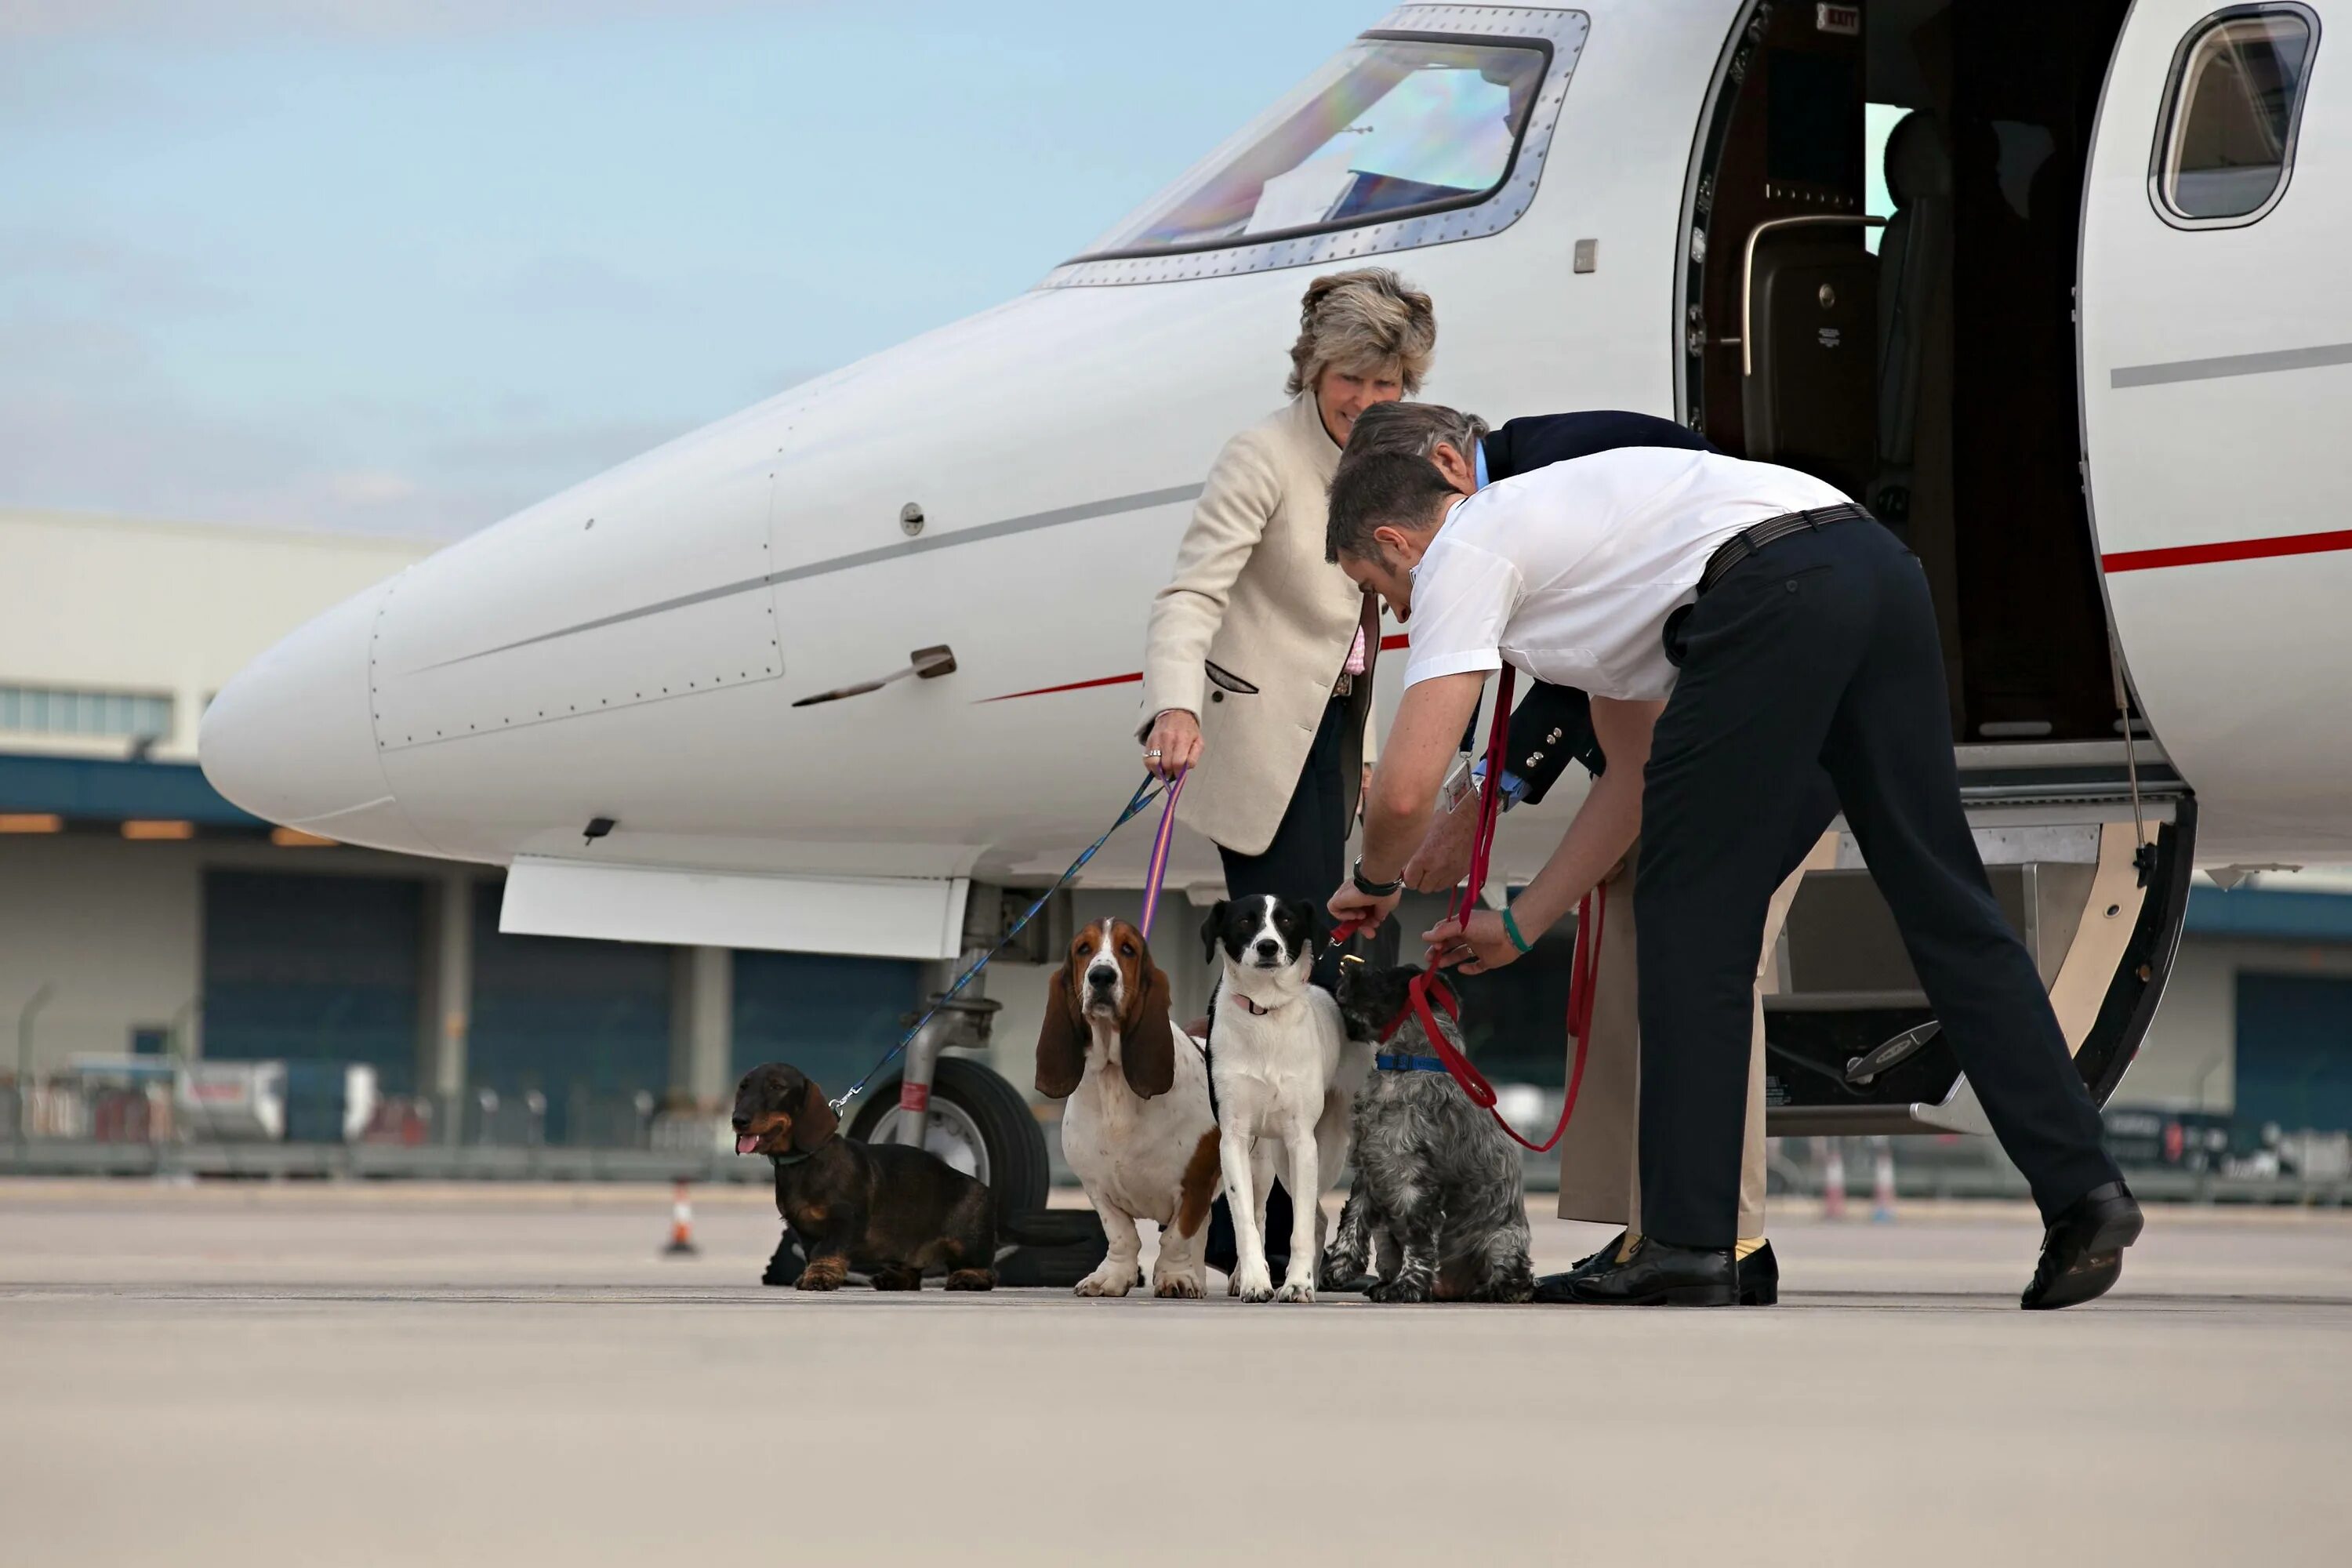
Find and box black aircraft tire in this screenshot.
[846,1055,1051,1218]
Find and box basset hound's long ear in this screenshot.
[1033,960,1086,1099]
[1120,956,1177,1100]
[793,1076,840,1152]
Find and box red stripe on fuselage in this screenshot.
[978,670,1142,703]
[982,631,1412,703]
[2103,528,2352,573]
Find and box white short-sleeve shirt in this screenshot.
[1401,447,1854,702]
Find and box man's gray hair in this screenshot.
[1326,451,1461,563]
[1340,401,1490,469]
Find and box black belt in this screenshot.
[1697,503,1873,595]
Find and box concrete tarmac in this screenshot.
[2,1180,2347,1566]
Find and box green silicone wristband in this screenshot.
[1500,904,1534,954]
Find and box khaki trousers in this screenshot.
[1555,835,1835,1240]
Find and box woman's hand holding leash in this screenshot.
[1142,709,1202,782]
[1421,909,1519,975]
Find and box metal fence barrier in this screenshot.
[4,1061,2347,1201]
[1,1061,756,1181]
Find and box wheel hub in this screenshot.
[861,1099,990,1183]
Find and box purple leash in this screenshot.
[1136,768,1187,941]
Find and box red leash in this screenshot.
[1392,885,1597,1153]
[1339,666,1602,1154]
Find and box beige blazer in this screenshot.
[1139,393,1378,858]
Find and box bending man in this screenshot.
[1338,400,1828,1300]
[1323,441,2140,1310]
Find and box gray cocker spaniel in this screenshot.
[1319,963,1535,1303]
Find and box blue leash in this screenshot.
[827,777,1165,1112]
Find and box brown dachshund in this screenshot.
[731,1062,996,1291]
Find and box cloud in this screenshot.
[321,468,422,506]
[0,383,323,524]
[428,419,686,482]
[0,358,701,539]
[0,229,238,318]
[0,314,155,388]
[0,47,198,131]
[497,253,659,314]
[0,230,804,539]
[0,1,791,42]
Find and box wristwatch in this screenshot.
[1352,857,1405,898]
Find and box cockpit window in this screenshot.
[1080,36,1552,261]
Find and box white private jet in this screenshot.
[202,0,2346,1189]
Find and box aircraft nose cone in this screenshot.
[201,581,432,854]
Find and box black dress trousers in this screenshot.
[1217,694,1353,991]
[1632,519,2121,1249]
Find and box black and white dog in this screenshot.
[1321,963,1535,1303]
[1201,895,1370,1303]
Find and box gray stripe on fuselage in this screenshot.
[422,482,1205,669]
[2111,340,2352,389]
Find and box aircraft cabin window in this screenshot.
[2154,6,2319,226]
[1058,17,1584,284]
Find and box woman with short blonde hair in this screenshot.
[1134,266,1435,1279]
[1283,268,1437,400]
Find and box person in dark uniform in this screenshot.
[1323,439,2142,1310]
[1340,401,1840,1298]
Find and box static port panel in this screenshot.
[369,452,781,755]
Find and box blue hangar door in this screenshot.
[468,882,670,1145]
[2233,973,2352,1137]
[201,870,423,1094]
[732,950,922,1098]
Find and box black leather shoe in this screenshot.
[1532,1229,1628,1303]
[1736,1240,1778,1306]
[1568,1238,1739,1306]
[2021,1181,2143,1310]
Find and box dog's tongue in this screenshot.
[735,1134,760,1156]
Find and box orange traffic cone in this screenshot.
[662,1179,699,1257]
[1818,1136,1848,1222]
[1871,1137,1897,1223]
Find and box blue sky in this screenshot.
[0,1,1382,537]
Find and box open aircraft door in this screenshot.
[2080,1,2348,859]
[1675,0,2220,1137]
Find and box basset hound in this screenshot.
[1035,918,1221,1298]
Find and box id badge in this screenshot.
[1439,755,1476,815]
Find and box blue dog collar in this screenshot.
[1375,1053,1450,1073]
